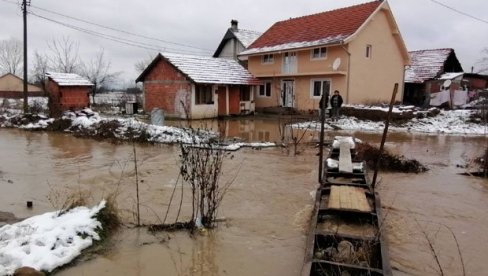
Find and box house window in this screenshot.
[195,85,213,105]
[311,47,327,59]
[311,79,331,98]
[258,81,272,97]
[366,44,372,58]
[240,86,251,101]
[262,54,274,64]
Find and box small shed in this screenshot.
[404,48,463,107]
[136,52,260,119]
[46,72,93,117]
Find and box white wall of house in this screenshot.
[218,39,245,60]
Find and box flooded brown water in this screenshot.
[0,125,487,276]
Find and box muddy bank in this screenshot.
[355,142,428,173]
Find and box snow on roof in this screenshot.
[244,1,382,55]
[231,29,262,48]
[439,72,464,80]
[46,72,93,86]
[161,52,260,85]
[405,48,453,83]
[240,34,348,56]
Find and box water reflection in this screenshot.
[1,125,488,275]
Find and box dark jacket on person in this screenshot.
[330,94,343,108]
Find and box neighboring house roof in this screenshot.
[213,26,262,57]
[46,72,93,86]
[0,73,43,92]
[240,1,383,56]
[439,72,464,80]
[233,29,262,48]
[405,48,463,83]
[136,52,260,85]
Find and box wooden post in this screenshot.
[318,105,326,184]
[372,83,398,188]
[22,0,29,114]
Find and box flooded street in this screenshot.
[1,123,487,275]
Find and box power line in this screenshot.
[28,11,213,55]
[2,0,214,54]
[28,3,214,52]
[428,0,488,25]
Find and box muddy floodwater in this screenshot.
[1,121,487,276]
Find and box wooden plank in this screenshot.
[327,185,371,212]
[339,142,353,173]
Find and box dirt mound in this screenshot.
[342,106,440,122]
[355,142,428,173]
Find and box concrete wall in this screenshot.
[0,73,44,98]
[218,39,246,60]
[347,7,406,104]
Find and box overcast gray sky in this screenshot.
[1,0,487,87]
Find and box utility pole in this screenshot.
[22,0,31,114]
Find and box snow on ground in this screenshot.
[295,109,487,135]
[0,201,106,275]
[2,108,277,150]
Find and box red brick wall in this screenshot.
[47,79,90,117]
[59,86,90,109]
[465,77,487,90]
[228,86,240,114]
[143,58,192,116]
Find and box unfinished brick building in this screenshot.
[46,72,93,117]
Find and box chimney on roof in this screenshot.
[230,19,238,31]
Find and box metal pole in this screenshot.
[372,83,398,188]
[22,0,29,114]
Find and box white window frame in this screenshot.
[366,44,372,59]
[257,81,272,97]
[310,78,331,99]
[261,54,274,64]
[311,47,327,60]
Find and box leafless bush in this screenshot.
[46,182,91,216]
[179,141,234,228]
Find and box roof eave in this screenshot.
[239,40,345,58]
[343,1,410,65]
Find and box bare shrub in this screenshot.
[179,140,234,228]
[46,182,91,216]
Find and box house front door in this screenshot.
[217,86,227,116]
[282,80,295,107]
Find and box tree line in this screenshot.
[0,36,121,102]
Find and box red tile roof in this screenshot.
[248,1,382,51]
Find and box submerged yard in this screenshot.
[0,118,487,275]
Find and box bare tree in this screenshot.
[47,36,81,73]
[134,53,156,74]
[80,48,120,103]
[0,38,22,76]
[476,48,488,74]
[30,51,49,90]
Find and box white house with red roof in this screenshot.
[239,0,409,113]
[136,52,260,119]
